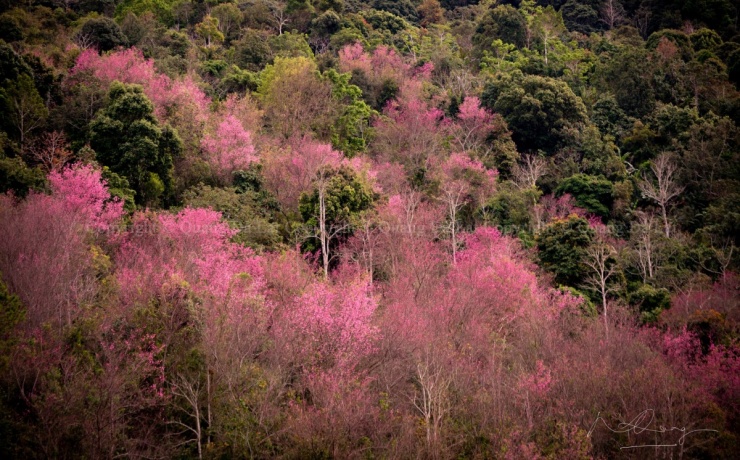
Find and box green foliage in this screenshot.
[360,9,410,35]
[560,0,600,35]
[555,174,614,218]
[102,166,136,212]
[219,66,261,93]
[200,59,229,77]
[258,55,316,97]
[183,184,281,251]
[115,0,181,25]
[481,72,588,154]
[560,285,598,317]
[324,68,377,155]
[473,5,527,53]
[195,15,224,48]
[77,17,128,52]
[299,166,374,252]
[646,29,693,60]
[691,28,723,52]
[577,125,625,180]
[311,9,342,37]
[0,73,47,145]
[89,81,181,206]
[591,95,633,142]
[269,32,314,59]
[629,283,671,323]
[727,48,740,87]
[300,166,373,225]
[483,182,540,234]
[595,46,656,118]
[372,0,419,24]
[0,274,25,366]
[0,152,45,197]
[231,29,272,71]
[536,215,595,286]
[0,40,31,85]
[0,14,23,43]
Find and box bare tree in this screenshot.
[634,6,652,39]
[512,153,548,189]
[439,181,468,265]
[583,236,620,340]
[412,351,453,457]
[169,374,205,460]
[26,131,73,173]
[266,0,289,35]
[73,31,95,50]
[600,0,625,30]
[347,216,382,286]
[631,211,659,283]
[639,152,684,238]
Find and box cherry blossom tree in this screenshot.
[201,115,257,183]
[0,164,122,329]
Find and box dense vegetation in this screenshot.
[0,0,738,458]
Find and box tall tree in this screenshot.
[639,152,684,238]
[0,74,47,149]
[90,81,182,206]
[300,163,374,278]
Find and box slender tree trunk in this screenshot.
[206,370,211,445]
[661,204,670,238]
[319,186,329,279]
[602,290,609,341]
[195,403,202,460]
[450,209,457,265]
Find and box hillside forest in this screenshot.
[0,0,739,458]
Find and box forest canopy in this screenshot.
[0,0,738,458]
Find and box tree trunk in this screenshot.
[319,186,329,279]
[661,204,670,238]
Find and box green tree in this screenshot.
[473,5,528,55]
[373,0,419,23]
[89,81,181,206]
[0,39,31,85]
[0,274,24,371]
[536,215,595,286]
[231,29,272,72]
[481,72,588,154]
[195,15,224,48]
[596,46,656,117]
[77,17,128,52]
[0,73,47,148]
[690,28,722,53]
[299,165,374,277]
[560,0,600,35]
[629,283,670,323]
[0,152,45,197]
[555,173,614,218]
[324,68,377,156]
[183,184,281,251]
[591,94,633,141]
[211,3,243,42]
